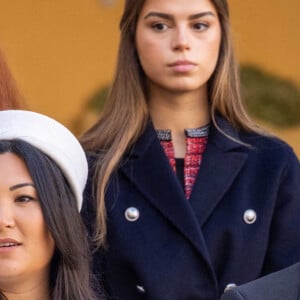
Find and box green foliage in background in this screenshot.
[87,65,300,128]
[87,84,110,113]
[241,65,300,127]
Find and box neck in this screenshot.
[148,85,210,132]
[148,85,210,158]
[0,272,50,300]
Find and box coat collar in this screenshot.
[128,115,245,158]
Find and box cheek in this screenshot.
[209,28,222,60]
[201,34,222,70]
[21,210,55,261]
[31,222,55,268]
[137,41,152,65]
[136,34,163,73]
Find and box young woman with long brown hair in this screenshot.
[80,0,300,299]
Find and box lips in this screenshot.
[0,238,21,248]
[168,60,197,72]
[0,242,19,247]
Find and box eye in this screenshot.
[193,22,209,31]
[151,23,168,31]
[15,195,35,203]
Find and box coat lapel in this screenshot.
[120,117,248,286]
[189,116,248,226]
[120,122,213,262]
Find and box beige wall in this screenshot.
[0,0,299,129]
[229,0,300,85]
[0,0,123,127]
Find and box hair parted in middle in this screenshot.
[80,0,262,247]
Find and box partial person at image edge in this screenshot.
[0,110,102,300]
[221,262,300,300]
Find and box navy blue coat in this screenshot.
[221,261,300,300]
[81,116,300,300]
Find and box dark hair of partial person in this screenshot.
[0,50,24,110]
[80,0,265,247]
[0,139,100,300]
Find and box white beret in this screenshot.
[0,110,87,210]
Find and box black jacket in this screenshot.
[81,116,300,300]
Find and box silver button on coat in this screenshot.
[243,209,257,224]
[224,283,237,292]
[136,285,146,293]
[125,207,140,222]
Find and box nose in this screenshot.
[172,27,190,51]
[0,202,15,230]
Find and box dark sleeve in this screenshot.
[81,153,98,237]
[80,153,107,296]
[221,289,244,300]
[262,148,300,273]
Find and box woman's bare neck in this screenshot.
[148,87,210,158]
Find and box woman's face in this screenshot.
[135,0,221,95]
[0,153,55,286]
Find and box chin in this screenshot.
[166,79,207,93]
[149,77,206,95]
[168,84,205,94]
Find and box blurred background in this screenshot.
[0,0,299,156]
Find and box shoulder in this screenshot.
[241,131,295,156]
[242,131,299,170]
[221,262,300,300]
[213,116,299,181]
[239,132,300,183]
[214,115,298,163]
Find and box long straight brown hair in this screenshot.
[0,50,24,109]
[80,0,263,247]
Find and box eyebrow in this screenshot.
[144,11,216,21]
[9,183,35,191]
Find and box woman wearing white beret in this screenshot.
[0,110,101,300]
